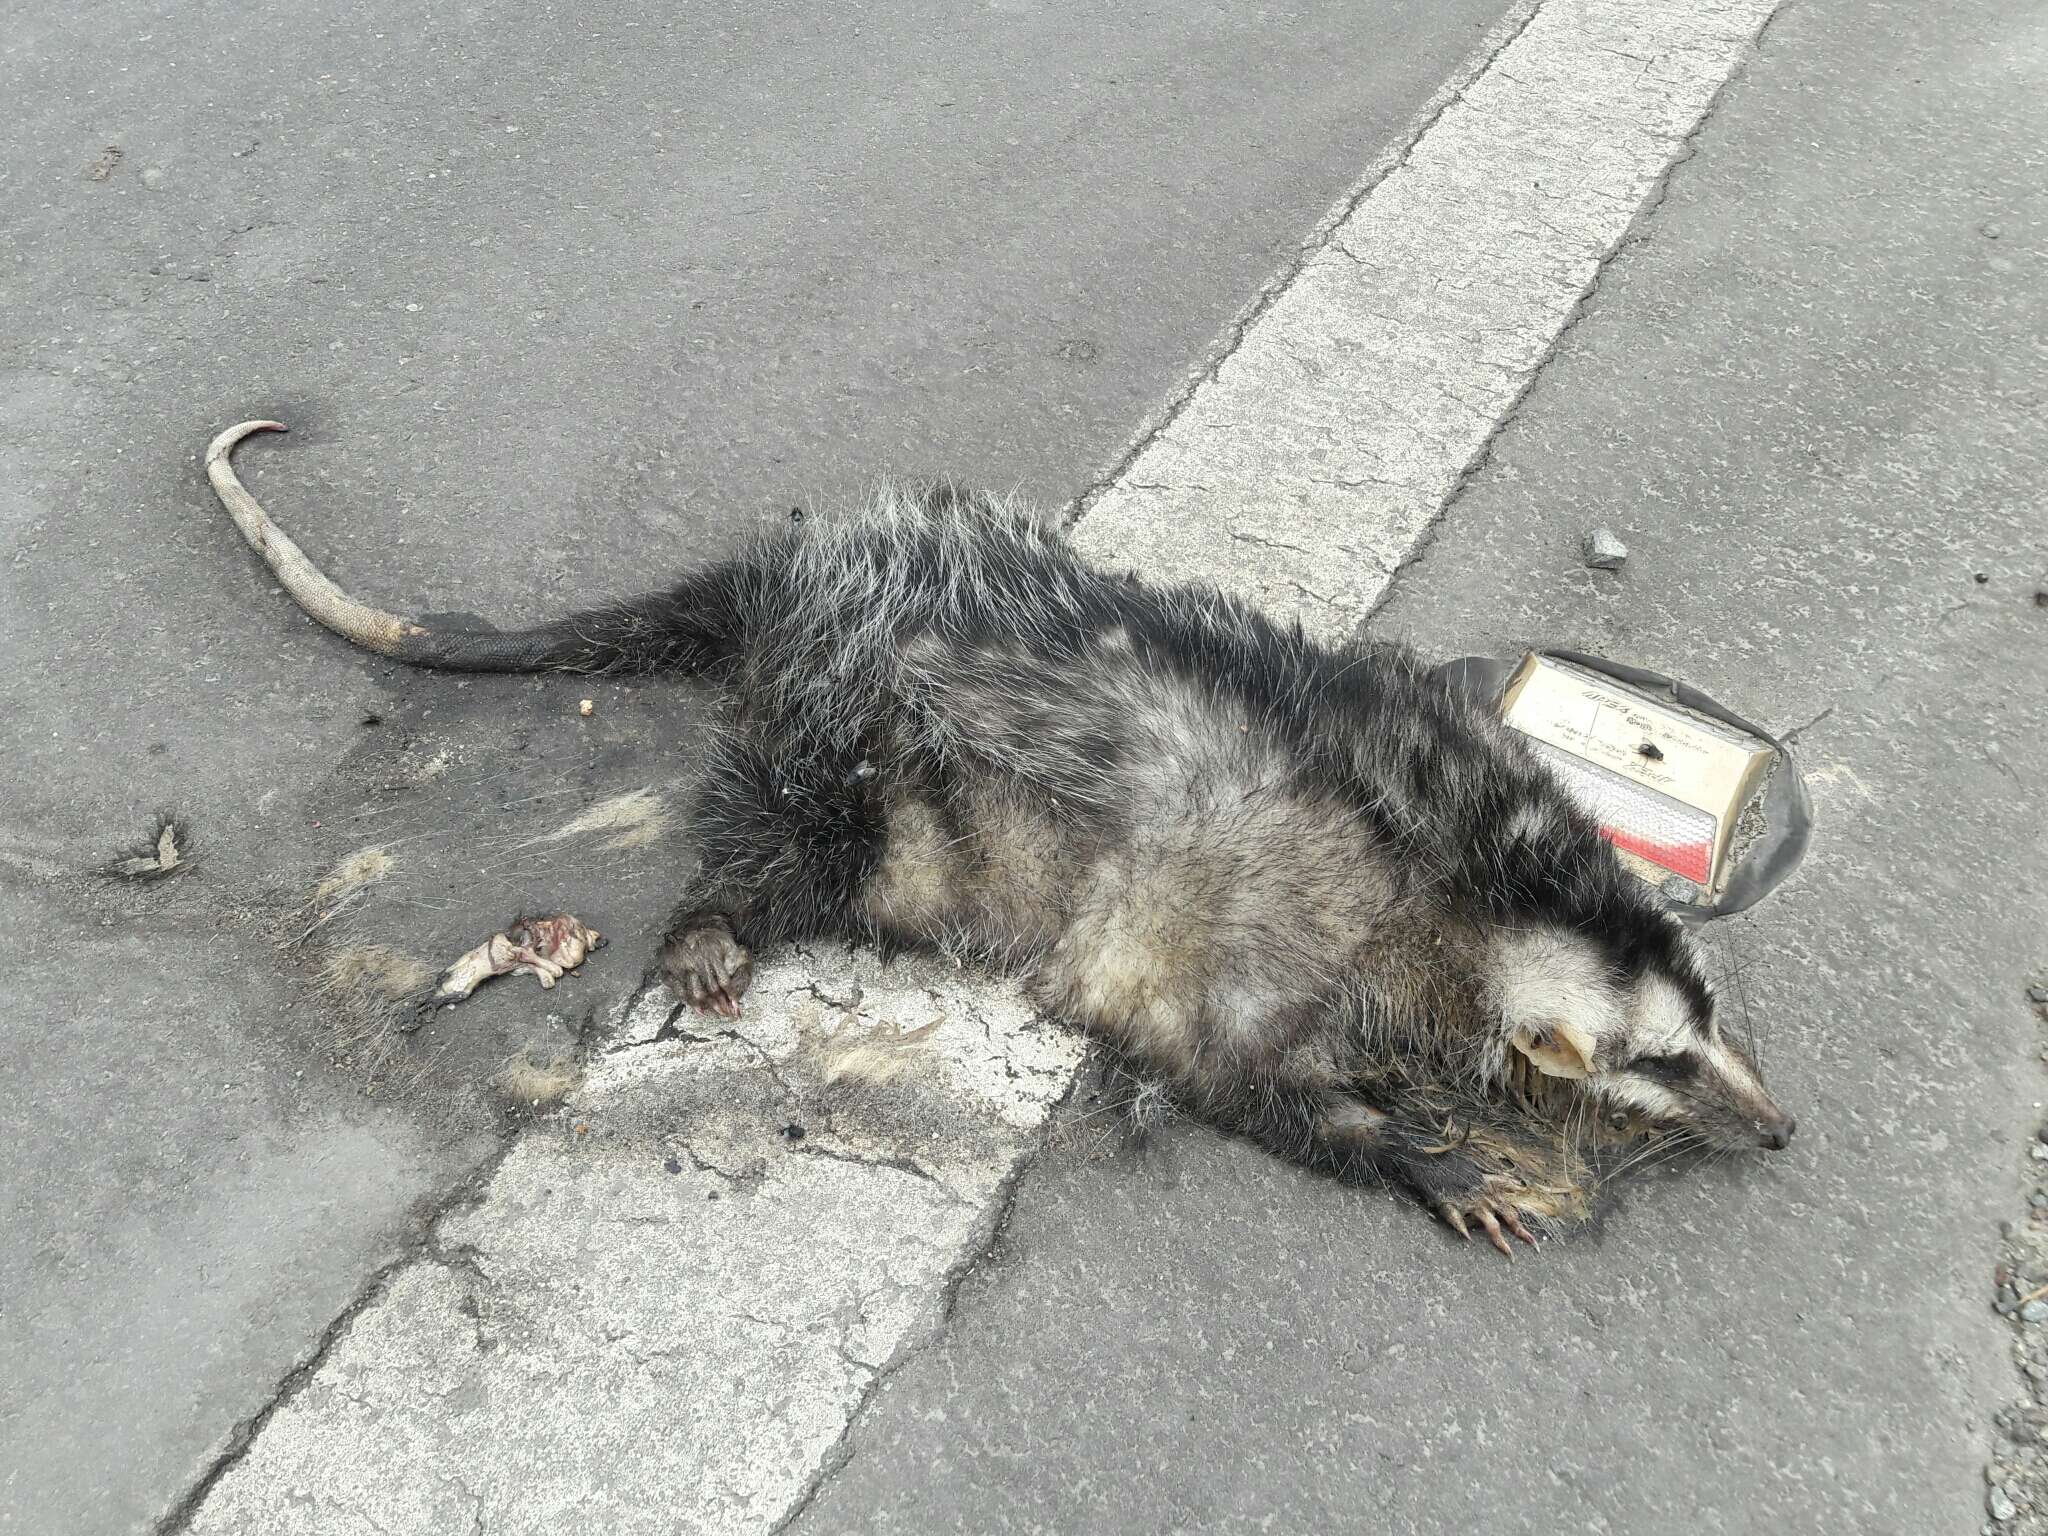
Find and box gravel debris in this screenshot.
[1989,989,2048,1536]
[1582,527,1629,570]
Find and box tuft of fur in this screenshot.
[539,787,673,851]
[311,846,394,907]
[491,1050,582,1112]
[317,942,436,1004]
[802,1013,941,1088]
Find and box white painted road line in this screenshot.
[175,0,1783,1529]
[188,954,1084,1535]
[1075,0,1782,639]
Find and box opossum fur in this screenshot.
[205,421,1795,1247]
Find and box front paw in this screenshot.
[1396,1139,1584,1259]
[660,919,753,1018]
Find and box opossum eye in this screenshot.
[1631,1051,1698,1085]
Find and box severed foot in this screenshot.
[1438,1188,1543,1258]
[432,913,606,1007]
[661,918,752,1018]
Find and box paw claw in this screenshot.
[1475,1208,1512,1258]
[1438,1191,1543,1257]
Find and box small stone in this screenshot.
[2030,1364,2048,1382]
[1659,874,1700,904]
[2031,1144,2048,1161]
[2028,985,2048,1005]
[1582,527,1629,571]
[1991,1486,2016,1521]
[2028,1192,2047,1209]
[140,166,166,190]
[2008,1221,2023,1239]
[662,1156,682,1175]
[1983,223,2004,239]
[2000,1301,2019,1317]
[579,698,595,717]
[2020,1300,2048,1323]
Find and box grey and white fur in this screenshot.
[205,421,1796,1254]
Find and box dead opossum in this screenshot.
[205,420,1795,1253]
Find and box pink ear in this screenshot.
[1511,1020,1595,1079]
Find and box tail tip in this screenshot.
[205,418,291,467]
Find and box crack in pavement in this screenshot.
[152,1133,525,1535]
[760,1085,1075,1536]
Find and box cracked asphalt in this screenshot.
[4,0,2045,1530]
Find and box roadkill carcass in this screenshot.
[204,419,1797,1255]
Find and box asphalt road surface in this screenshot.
[3,0,2043,1531]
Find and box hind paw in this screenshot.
[661,919,753,1018]
[1438,1191,1542,1259]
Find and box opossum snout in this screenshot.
[1756,1113,1796,1151]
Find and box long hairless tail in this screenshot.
[204,420,740,674]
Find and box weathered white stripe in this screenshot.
[178,0,1782,1528]
[188,954,1083,1535]
[1073,0,1782,641]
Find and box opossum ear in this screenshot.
[1511,1020,1596,1079]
